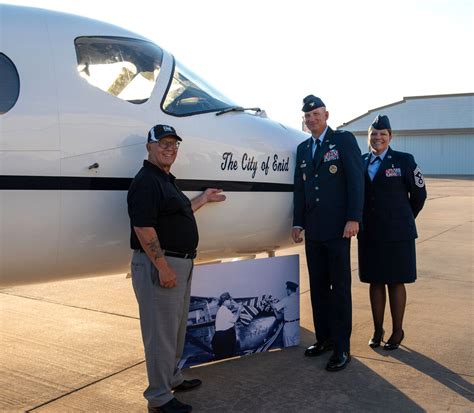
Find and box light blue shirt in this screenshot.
[367,148,388,181]
[311,126,329,157]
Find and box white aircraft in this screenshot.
[0,5,306,286]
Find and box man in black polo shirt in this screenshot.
[128,124,225,413]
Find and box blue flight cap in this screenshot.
[286,281,299,291]
[302,95,325,112]
[371,115,392,131]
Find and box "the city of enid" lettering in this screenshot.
[221,152,289,179]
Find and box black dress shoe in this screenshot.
[172,379,202,392]
[304,340,333,357]
[369,329,385,348]
[148,397,192,413]
[325,352,351,372]
[384,330,404,351]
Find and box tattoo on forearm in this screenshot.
[146,236,164,260]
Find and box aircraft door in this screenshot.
[48,31,169,277]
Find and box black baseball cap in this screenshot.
[147,124,182,143]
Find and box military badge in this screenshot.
[329,165,338,174]
[413,166,425,187]
[324,149,339,162]
[385,168,401,177]
[300,161,306,168]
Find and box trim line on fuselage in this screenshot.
[0,176,294,192]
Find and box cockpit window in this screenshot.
[0,53,20,115]
[162,60,236,116]
[74,36,163,104]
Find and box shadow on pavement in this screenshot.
[183,337,424,412]
[384,345,474,403]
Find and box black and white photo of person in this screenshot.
[211,292,243,359]
[181,255,299,367]
[272,281,300,346]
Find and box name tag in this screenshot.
[385,168,401,177]
[323,149,339,162]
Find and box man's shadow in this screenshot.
[377,345,474,402]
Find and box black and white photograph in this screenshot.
[180,255,300,368]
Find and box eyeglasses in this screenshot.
[153,140,181,150]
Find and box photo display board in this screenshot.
[181,255,300,368]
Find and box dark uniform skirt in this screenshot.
[358,239,417,284]
[212,327,237,359]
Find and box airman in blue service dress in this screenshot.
[293,95,364,372]
[358,114,427,350]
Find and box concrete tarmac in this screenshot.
[1,177,473,412]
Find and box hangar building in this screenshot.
[338,93,473,175]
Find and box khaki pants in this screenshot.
[283,320,300,347]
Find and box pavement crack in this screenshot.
[0,291,139,320]
[427,195,449,200]
[25,360,145,412]
[356,354,405,365]
[417,223,466,244]
[417,274,474,284]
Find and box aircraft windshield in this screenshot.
[75,37,163,104]
[162,60,236,116]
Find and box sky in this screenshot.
[3,0,473,128]
[191,256,299,299]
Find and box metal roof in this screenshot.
[338,93,474,133]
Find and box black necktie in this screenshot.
[313,139,322,162]
[370,156,381,165]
